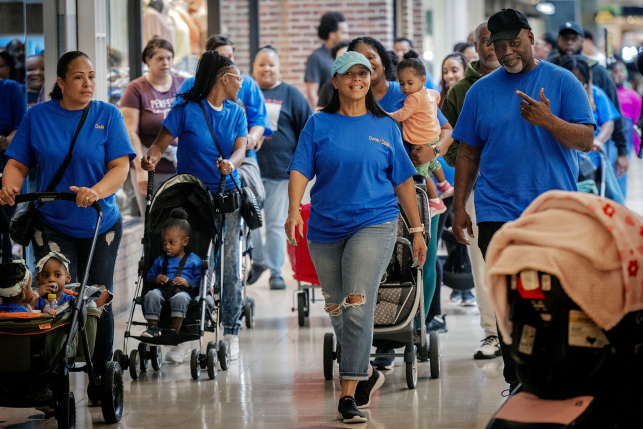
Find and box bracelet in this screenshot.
[409,224,424,234]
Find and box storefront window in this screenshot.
[107,0,130,106]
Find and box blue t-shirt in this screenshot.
[177,74,273,136]
[36,291,74,311]
[147,252,203,290]
[7,100,136,237]
[0,303,28,313]
[163,99,248,191]
[0,79,26,139]
[591,84,620,137]
[287,112,417,243]
[452,61,596,223]
[424,70,435,90]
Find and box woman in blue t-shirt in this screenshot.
[0,51,135,379]
[285,52,427,423]
[348,36,455,370]
[142,50,248,361]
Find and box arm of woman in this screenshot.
[394,178,427,267]
[0,159,30,205]
[120,107,148,194]
[70,155,130,208]
[593,120,614,151]
[248,126,265,150]
[0,130,17,151]
[410,121,453,166]
[284,170,309,245]
[141,126,175,171]
[216,136,247,174]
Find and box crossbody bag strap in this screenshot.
[46,103,91,192]
[174,253,190,278]
[198,101,245,195]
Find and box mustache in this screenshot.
[501,55,522,63]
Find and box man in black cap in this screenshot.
[547,21,629,177]
[451,9,596,393]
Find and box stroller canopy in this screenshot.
[485,191,643,343]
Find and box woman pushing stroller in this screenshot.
[142,50,247,361]
[285,52,427,424]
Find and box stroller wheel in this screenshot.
[190,349,201,380]
[406,356,418,389]
[218,340,231,371]
[138,343,148,372]
[55,391,76,429]
[429,331,440,379]
[323,333,335,380]
[207,348,218,380]
[297,293,306,327]
[151,346,162,371]
[245,300,255,329]
[112,349,125,368]
[101,361,124,423]
[128,349,140,380]
[207,341,216,354]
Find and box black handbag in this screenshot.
[199,101,263,229]
[9,104,90,246]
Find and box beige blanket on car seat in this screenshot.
[485,190,643,344]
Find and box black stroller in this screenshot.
[324,177,440,389]
[113,173,231,381]
[0,192,123,429]
[486,271,643,428]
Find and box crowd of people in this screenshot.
[0,6,642,425]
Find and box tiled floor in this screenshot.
[0,276,507,429]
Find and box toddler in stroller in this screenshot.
[141,208,202,346]
[0,260,47,314]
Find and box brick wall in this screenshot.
[112,219,144,315]
[220,0,424,93]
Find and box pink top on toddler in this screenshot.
[390,87,441,144]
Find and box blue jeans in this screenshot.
[253,179,289,276]
[143,289,192,320]
[32,216,123,373]
[308,221,397,380]
[214,208,242,335]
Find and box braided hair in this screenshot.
[397,49,426,78]
[177,50,236,106]
[348,37,398,82]
[0,262,27,291]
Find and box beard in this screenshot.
[558,45,583,57]
[483,59,501,70]
[502,58,523,74]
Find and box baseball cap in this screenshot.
[558,21,583,36]
[331,51,373,76]
[487,9,532,46]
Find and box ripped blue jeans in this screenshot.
[32,216,122,374]
[308,220,397,380]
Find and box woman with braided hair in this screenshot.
[142,50,247,361]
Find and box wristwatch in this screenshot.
[433,146,441,156]
[409,224,425,234]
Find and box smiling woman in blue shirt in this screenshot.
[142,50,248,362]
[0,51,136,378]
[285,51,427,424]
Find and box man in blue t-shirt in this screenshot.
[451,9,595,391]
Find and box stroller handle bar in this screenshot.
[14,192,103,218]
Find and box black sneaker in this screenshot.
[338,396,367,423]
[247,263,267,285]
[269,275,286,290]
[355,369,385,409]
[140,326,160,338]
[426,315,448,333]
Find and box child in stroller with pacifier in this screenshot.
[0,260,53,315]
[141,208,202,339]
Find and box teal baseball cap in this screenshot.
[331,51,373,76]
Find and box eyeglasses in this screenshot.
[223,73,244,83]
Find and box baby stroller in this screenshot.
[484,191,643,428]
[324,177,440,389]
[0,192,123,429]
[114,172,231,381]
[288,204,323,327]
[238,210,255,329]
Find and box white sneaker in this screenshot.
[224,334,239,360]
[165,345,184,363]
[473,336,502,360]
